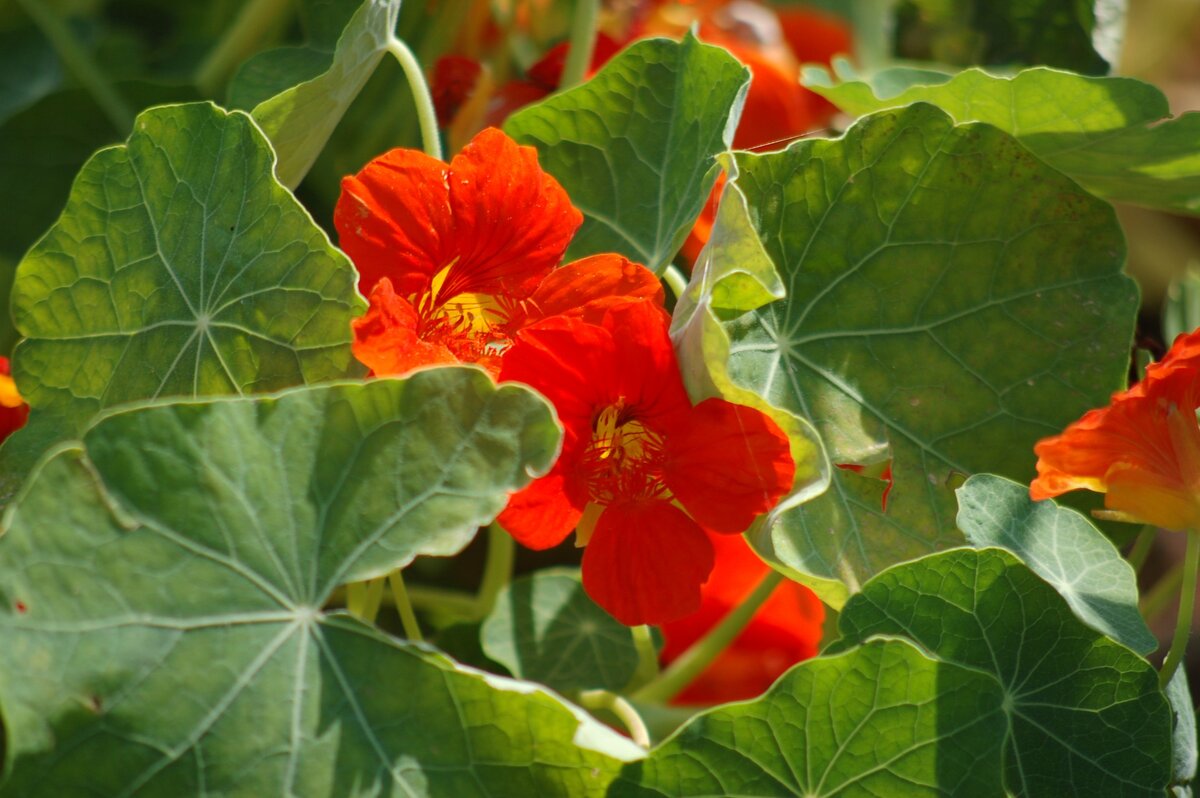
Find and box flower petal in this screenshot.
[581,500,714,626]
[335,149,452,296]
[506,254,664,332]
[440,128,582,300]
[600,301,691,430]
[1105,461,1200,532]
[498,460,587,550]
[664,398,795,533]
[351,279,458,376]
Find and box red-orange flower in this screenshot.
[336,128,662,376]
[0,357,27,444]
[660,530,824,705]
[498,300,795,625]
[1031,327,1200,531]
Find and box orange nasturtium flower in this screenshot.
[335,128,662,377]
[1030,327,1200,531]
[497,300,796,625]
[660,529,824,705]
[0,357,28,444]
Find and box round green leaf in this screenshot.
[955,473,1156,654]
[481,568,642,693]
[612,638,1008,797]
[698,102,1136,605]
[0,371,645,796]
[11,101,364,421]
[505,32,749,274]
[835,548,1172,797]
[805,64,1200,215]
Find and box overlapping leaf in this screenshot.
[10,101,363,433]
[955,473,1156,653]
[505,32,749,274]
[834,548,1172,797]
[247,0,400,189]
[0,371,647,796]
[481,569,642,693]
[804,64,1200,215]
[611,638,1008,797]
[682,103,1137,605]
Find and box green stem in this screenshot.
[387,37,443,160]
[17,0,134,132]
[663,265,688,303]
[406,584,481,618]
[578,689,650,747]
[624,625,661,692]
[1126,525,1157,574]
[632,571,782,704]
[194,0,293,97]
[559,0,599,89]
[476,524,515,619]
[1159,529,1200,688]
[1141,564,1183,623]
[388,570,424,642]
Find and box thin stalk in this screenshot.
[406,584,481,618]
[361,577,386,623]
[346,580,367,618]
[1159,528,1200,687]
[559,0,599,89]
[624,625,661,692]
[578,689,650,747]
[387,37,443,160]
[476,524,515,619]
[195,0,293,97]
[1126,525,1157,574]
[632,571,782,704]
[17,0,133,132]
[1141,564,1184,623]
[663,265,688,303]
[388,570,424,642]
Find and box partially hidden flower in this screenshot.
[1030,327,1200,531]
[660,530,824,705]
[497,299,796,625]
[336,128,662,377]
[0,357,28,444]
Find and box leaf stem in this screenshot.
[387,37,443,160]
[16,0,134,133]
[631,570,782,704]
[663,264,688,303]
[1126,525,1157,574]
[559,0,599,89]
[1159,528,1200,687]
[346,577,385,624]
[578,689,650,747]
[405,584,481,618]
[624,625,661,692]
[388,570,424,641]
[194,0,293,98]
[1141,563,1183,623]
[476,523,515,619]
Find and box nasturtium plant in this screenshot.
[0,372,649,795]
[5,2,1200,796]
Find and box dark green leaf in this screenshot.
[0,371,644,795]
[505,32,749,274]
[685,103,1136,606]
[805,64,1200,215]
[955,473,1156,654]
[612,638,1008,797]
[481,569,642,693]
[835,548,1172,797]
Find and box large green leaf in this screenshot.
[955,473,1156,654]
[612,637,1008,797]
[505,32,749,275]
[11,101,364,423]
[481,569,642,694]
[0,371,645,795]
[804,64,1200,215]
[689,103,1136,606]
[248,0,400,189]
[891,0,1108,74]
[835,548,1172,797]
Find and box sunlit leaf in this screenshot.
[835,548,1172,797]
[0,371,645,795]
[1167,668,1198,792]
[612,638,1008,797]
[687,103,1136,605]
[505,32,749,274]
